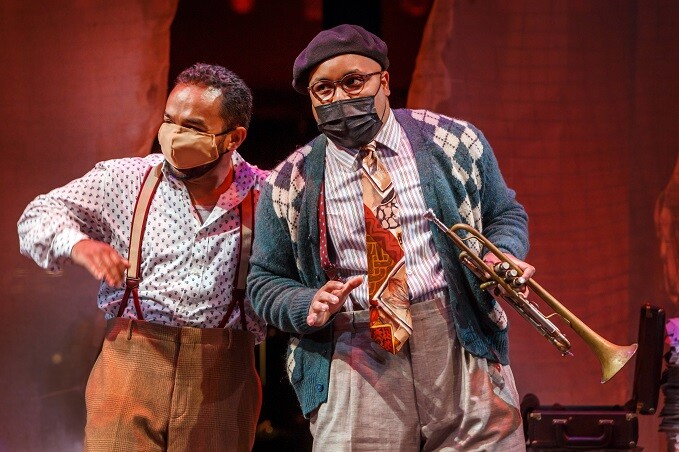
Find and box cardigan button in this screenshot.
[315,383,324,392]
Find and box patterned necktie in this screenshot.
[360,142,413,353]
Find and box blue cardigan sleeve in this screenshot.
[474,128,529,259]
[246,182,324,335]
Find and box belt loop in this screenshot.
[127,319,134,340]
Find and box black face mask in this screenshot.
[314,95,383,149]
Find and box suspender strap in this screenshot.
[117,164,254,331]
[218,189,254,329]
[318,181,339,281]
[117,164,163,319]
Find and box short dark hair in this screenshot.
[175,63,253,129]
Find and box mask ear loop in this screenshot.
[217,126,242,157]
[373,77,389,123]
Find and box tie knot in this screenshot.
[359,141,378,174]
[361,141,377,153]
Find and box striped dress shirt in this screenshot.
[324,109,448,310]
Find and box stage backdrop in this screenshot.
[0,1,178,450]
[1,0,678,451]
[408,0,679,450]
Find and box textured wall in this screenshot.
[0,1,178,450]
[2,0,678,450]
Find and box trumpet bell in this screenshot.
[424,209,638,384]
[598,342,638,384]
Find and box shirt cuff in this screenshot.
[53,229,91,261]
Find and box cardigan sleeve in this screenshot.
[474,127,530,260]
[247,182,327,336]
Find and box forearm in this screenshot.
[18,195,93,270]
[481,194,529,260]
[247,185,325,335]
[247,265,320,335]
[17,165,111,270]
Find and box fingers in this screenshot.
[483,252,535,279]
[335,276,363,298]
[99,253,130,287]
[90,250,129,287]
[306,299,330,326]
[306,277,364,327]
[519,262,536,279]
[306,287,342,326]
[71,239,130,287]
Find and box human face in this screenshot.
[162,84,241,180]
[307,54,390,122]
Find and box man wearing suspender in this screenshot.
[18,63,267,451]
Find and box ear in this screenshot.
[227,126,248,151]
[381,71,391,97]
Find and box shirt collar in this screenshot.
[216,151,256,211]
[161,151,256,213]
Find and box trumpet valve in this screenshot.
[493,262,511,275]
[511,276,527,288]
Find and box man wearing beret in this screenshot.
[247,24,534,450]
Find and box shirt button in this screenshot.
[406,270,413,276]
[315,383,324,392]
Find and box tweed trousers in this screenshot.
[84,318,262,452]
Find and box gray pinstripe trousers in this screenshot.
[310,296,525,451]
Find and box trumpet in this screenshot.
[424,209,637,383]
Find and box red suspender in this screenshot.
[117,164,162,319]
[117,164,255,331]
[218,189,254,329]
[318,181,339,280]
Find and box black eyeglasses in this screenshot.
[307,71,383,103]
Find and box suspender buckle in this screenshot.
[126,277,140,289]
[322,263,338,281]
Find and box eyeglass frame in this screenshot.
[307,71,384,103]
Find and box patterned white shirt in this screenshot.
[324,109,448,310]
[18,152,268,342]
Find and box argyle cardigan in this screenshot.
[247,109,529,417]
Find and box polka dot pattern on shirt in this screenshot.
[18,152,268,342]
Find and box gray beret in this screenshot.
[292,24,389,94]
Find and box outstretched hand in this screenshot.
[307,276,363,327]
[71,239,130,287]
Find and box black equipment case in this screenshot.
[524,404,639,450]
[522,304,665,451]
